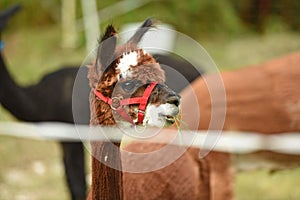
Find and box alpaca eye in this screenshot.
[121,80,136,92]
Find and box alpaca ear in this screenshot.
[0,4,21,33]
[126,17,156,45]
[96,25,117,73]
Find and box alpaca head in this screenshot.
[89,19,181,128]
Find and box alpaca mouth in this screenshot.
[159,114,176,124]
[159,105,180,125]
[143,104,180,127]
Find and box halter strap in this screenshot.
[94,82,158,125]
[137,82,157,124]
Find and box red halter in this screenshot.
[94,82,158,125]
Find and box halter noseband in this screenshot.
[94,82,158,125]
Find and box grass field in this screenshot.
[1,24,300,199]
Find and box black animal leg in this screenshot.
[60,142,86,200]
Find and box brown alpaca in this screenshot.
[179,51,300,199]
[87,19,203,200]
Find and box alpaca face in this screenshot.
[91,21,181,127]
[100,48,180,127]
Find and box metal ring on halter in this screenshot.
[134,124,147,133]
[110,97,122,110]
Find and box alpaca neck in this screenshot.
[90,97,124,200]
[91,141,123,200]
[0,52,37,120]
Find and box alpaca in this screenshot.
[87,18,207,200]
[1,6,203,200]
[179,51,300,199]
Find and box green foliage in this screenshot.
[236,169,300,200]
[129,0,244,39]
[2,0,299,40]
[1,0,60,29]
[230,0,300,32]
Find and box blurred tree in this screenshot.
[234,0,271,33]
[80,0,100,52]
[231,0,300,33]
[280,0,300,30]
[1,0,299,40]
[61,0,78,48]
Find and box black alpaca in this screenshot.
[0,60,89,200]
[0,5,202,200]
[0,5,88,200]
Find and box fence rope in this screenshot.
[0,121,300,155]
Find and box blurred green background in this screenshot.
[0,0,300,199]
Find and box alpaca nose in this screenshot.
[166,94,181,107]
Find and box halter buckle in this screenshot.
[111,97,122,110]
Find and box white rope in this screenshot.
[0,121,300,155]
